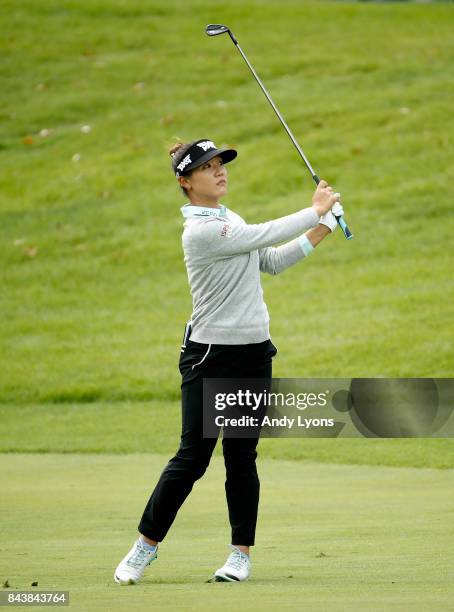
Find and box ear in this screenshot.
[178,176,191,191]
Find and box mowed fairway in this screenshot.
[1,454,453,611]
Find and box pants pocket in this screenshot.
[179,340,211,379]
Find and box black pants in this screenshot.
[138,333,277,546]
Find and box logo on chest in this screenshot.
[220,223,232,238]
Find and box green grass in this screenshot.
[1,4,454,608]
[1,0,453,410]
[0,402,453,468]
[1,454,454,611]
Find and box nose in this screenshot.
[214,159,225,173]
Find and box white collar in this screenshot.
[181,204,227,218]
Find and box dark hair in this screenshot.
[169,141,193,196]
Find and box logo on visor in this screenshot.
[197,140,216,152]
[177,154,192,172]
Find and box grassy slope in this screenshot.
[0,401,454,468]
[0,1,453,461]
[1,454,454,611]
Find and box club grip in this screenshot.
[336,215,354,240]
[312,176,353,239]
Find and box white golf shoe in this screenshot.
[214,545,251,582]
[114,538,158,585]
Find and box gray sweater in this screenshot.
[181,204,320,345]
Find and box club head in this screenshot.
[205,24,230,36]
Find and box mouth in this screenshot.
[217,180,227,187]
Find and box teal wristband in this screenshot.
[299,234,314,257]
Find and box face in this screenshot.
[179,155,228,206]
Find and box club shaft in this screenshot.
[227,30,354,240]
[233,40,318,180]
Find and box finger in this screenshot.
[318,179,328,188]
[332,202,344,216]
[333,192,341,201]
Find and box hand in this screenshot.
[319,199,344,232]
[311,180,340,217]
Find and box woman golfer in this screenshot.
[114,138,343,584]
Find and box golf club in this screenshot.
[205,23,354,240]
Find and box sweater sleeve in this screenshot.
[259,235,311,275]
[188,207,319,257]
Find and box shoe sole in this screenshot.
[114,574,137,585]
[213,572,248,582]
